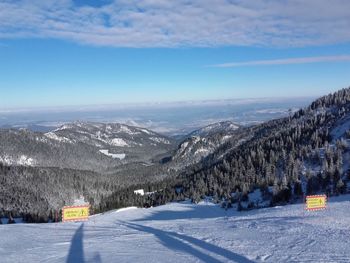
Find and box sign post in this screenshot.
[305,194,327,211]
[62,205,90,222]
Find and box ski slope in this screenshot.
[1,195,350,263]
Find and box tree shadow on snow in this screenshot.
[67,224,85,263]
[123,222,255,263]
[66,224,102,263]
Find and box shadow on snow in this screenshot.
[66,224,101,263]
[132,204,226,222]
[123,222,255,263]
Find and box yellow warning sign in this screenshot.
[306,195,327,211]
[62,205,89,222]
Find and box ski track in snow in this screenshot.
[1,195,350,263]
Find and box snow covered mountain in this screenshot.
[0,121,175,172]
[48,121,172,148]
[170,121,243,169]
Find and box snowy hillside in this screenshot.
[170,121,244,169]
[1,195,349,263]
[49,121,172,149]
[0,121,175,172]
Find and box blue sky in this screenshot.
[0,0,350,109]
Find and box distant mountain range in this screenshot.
[0,97,313,136]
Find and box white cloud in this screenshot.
[209,55,350,68]
[0,0,350,47]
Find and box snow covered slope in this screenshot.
[1,195,349,263]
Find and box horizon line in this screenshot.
[0,95,318,114]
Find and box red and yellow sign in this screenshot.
[62,205,89,222]
[305,195,327,211]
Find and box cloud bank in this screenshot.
[0,0,350,47]
[209,55,350,68]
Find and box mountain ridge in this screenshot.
[0,121,175,172]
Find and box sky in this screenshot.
[0,0,350,109]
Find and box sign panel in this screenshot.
[305,195,327,211]
[62,205,89,222]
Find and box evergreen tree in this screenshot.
[336,179,346,194]
[7,213,15,224]
[293,181,303,196]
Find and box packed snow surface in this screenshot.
[1,195,350,262]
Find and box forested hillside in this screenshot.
[105,88,350,210]
[175,88,350,206]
